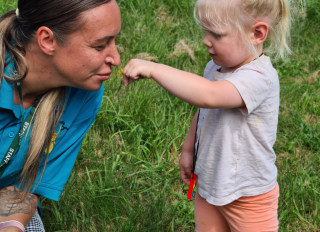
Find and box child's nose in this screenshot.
[203,33,212,48]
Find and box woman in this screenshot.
[0,0,121,231]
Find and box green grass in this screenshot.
[274,7,320,230]
[1,0,320,231]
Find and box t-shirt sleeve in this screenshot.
[203,60,219,81]
[226,69,272,114]
[30,86,104,201]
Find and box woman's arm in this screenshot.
[123,59,245,109]
[0,186,38,231]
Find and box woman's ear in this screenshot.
[250,22,269,46]
[36,26,56,55]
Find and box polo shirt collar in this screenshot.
[0,61,23,118]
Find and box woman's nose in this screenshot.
[105,42,121,66]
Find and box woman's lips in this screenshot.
[97,73,111,81]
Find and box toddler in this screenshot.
[122,0,291,231]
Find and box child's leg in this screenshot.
[217,183,279,232]
[195,192,231,232]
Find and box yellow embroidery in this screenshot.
[46,133,59,154]
[254,119,259,126]
[46,125,63,154]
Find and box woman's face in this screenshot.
[52,0,121,91]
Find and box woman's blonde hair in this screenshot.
[0,0,111,197]
[194,0,292,60]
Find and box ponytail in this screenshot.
[0,11,27,84]
[241,0,292,60]
[267,0,292,60]
[0,9,67,196]
[20,88,67,195]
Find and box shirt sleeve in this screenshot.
[203,60,219,81]
[226,69,272,114]
[30,86,104,201]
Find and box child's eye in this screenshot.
[212,32,222,39]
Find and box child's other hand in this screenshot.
[179,151,194,185]
[122,59,156,86]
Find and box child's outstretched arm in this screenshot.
[123,59,245,109]
[180,110,199,185]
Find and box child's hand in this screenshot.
[179,151,194,185]
[122,59,156,86]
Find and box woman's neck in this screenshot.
[13,83,43,109]
[13,45,52,109]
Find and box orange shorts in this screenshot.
[195,183,279,232]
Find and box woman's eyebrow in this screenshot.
[94,32,121,43]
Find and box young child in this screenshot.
[122,0,291,231]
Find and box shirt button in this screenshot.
[9,132,15,138]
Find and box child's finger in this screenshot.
[123,74,133,86]
[180,169,191,185]
[122,65,135,86]
[122,74,128,86]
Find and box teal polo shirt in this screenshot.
[0,62,103,201]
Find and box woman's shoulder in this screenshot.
[64,85,104,116]
[67,85,104,103]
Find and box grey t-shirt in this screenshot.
[195,55,279,206]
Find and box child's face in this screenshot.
[202,24,254,73]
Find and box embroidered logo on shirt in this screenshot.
[46,121,68,154]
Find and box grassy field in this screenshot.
[1,0,320,231]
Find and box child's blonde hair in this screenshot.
[194,0,292,60]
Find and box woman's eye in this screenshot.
[93,38,113,51]
[94,46,105,51]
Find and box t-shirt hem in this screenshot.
[197,180,278,206]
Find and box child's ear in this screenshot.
[36,26,56,55]
[250,22,269,46]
